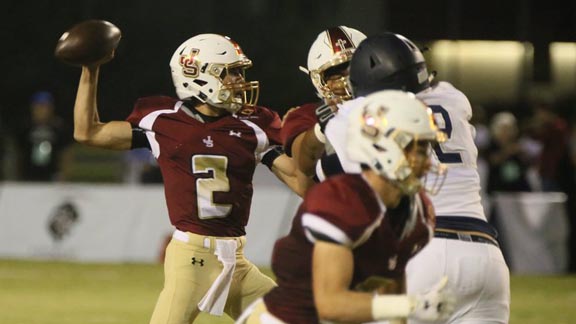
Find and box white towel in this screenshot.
[198,239,238,316]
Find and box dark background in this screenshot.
[0,0,574,130]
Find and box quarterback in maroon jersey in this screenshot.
[72,34,299,323]
[237,91,455,324]
[281,26,366,183]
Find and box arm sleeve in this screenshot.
[130,127,151,150]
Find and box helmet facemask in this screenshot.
[389,135,447,195]
[310,56,354,103]
[209,60,259,113]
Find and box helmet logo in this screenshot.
[179,48,200,77]
[327,26,355,54]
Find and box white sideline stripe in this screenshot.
[302,213,352,247]
[139,101,183,158]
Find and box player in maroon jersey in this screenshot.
[72,34,300,323]
[237,91,455,324]
[281,26,366,185]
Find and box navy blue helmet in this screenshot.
[349,32,430,97]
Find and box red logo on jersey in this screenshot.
[180,48,200,77]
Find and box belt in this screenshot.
[434,228,499,247]
[172,229,245,252]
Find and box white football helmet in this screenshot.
[169,34,259,113]
[303,26,366,102]
[347,90,446,194]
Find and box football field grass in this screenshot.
[1,259,575,324]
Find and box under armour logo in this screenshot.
[203,136,214,147]
[229,130,241,138]
[191,257,204,266]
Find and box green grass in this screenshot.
[510,275,576,323]
[0,259,575,324]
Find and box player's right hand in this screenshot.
[410,276,455,321]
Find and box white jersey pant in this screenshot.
[406,237,510,324]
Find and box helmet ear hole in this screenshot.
[370,56,377,68]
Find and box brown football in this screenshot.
[55,20,121,66]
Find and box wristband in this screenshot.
[313,123,327,144]
[371,295,414,320]
[261,146,284,169]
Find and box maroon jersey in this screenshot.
[280,102,320,156]
[264,174,435,323]
[126,96,282,236]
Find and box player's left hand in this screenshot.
[410,276,455,321]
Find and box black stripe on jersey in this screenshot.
[304,227,343,245]
[131,127,151,150]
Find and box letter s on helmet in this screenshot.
[169,34,259,113]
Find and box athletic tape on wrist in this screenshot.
[371,295,414,320]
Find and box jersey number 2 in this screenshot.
[429,105,463,164]
[192,155,232,219]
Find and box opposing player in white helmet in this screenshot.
[236,90,455,324]
[71,33,302,323]
[280,26,366,189]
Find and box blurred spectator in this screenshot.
[528,101,575,272]
[486,111,535,265]
[486,112,533,193]
[18,91,70,181]
[529,101,571,192]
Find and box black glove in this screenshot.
[315,103,336,133]
[261,146,284,169]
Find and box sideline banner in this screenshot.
[493,192,569,274]
[0,166,300,265]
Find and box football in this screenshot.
[54,20,121,66]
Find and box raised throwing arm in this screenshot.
[73,65,132,150]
